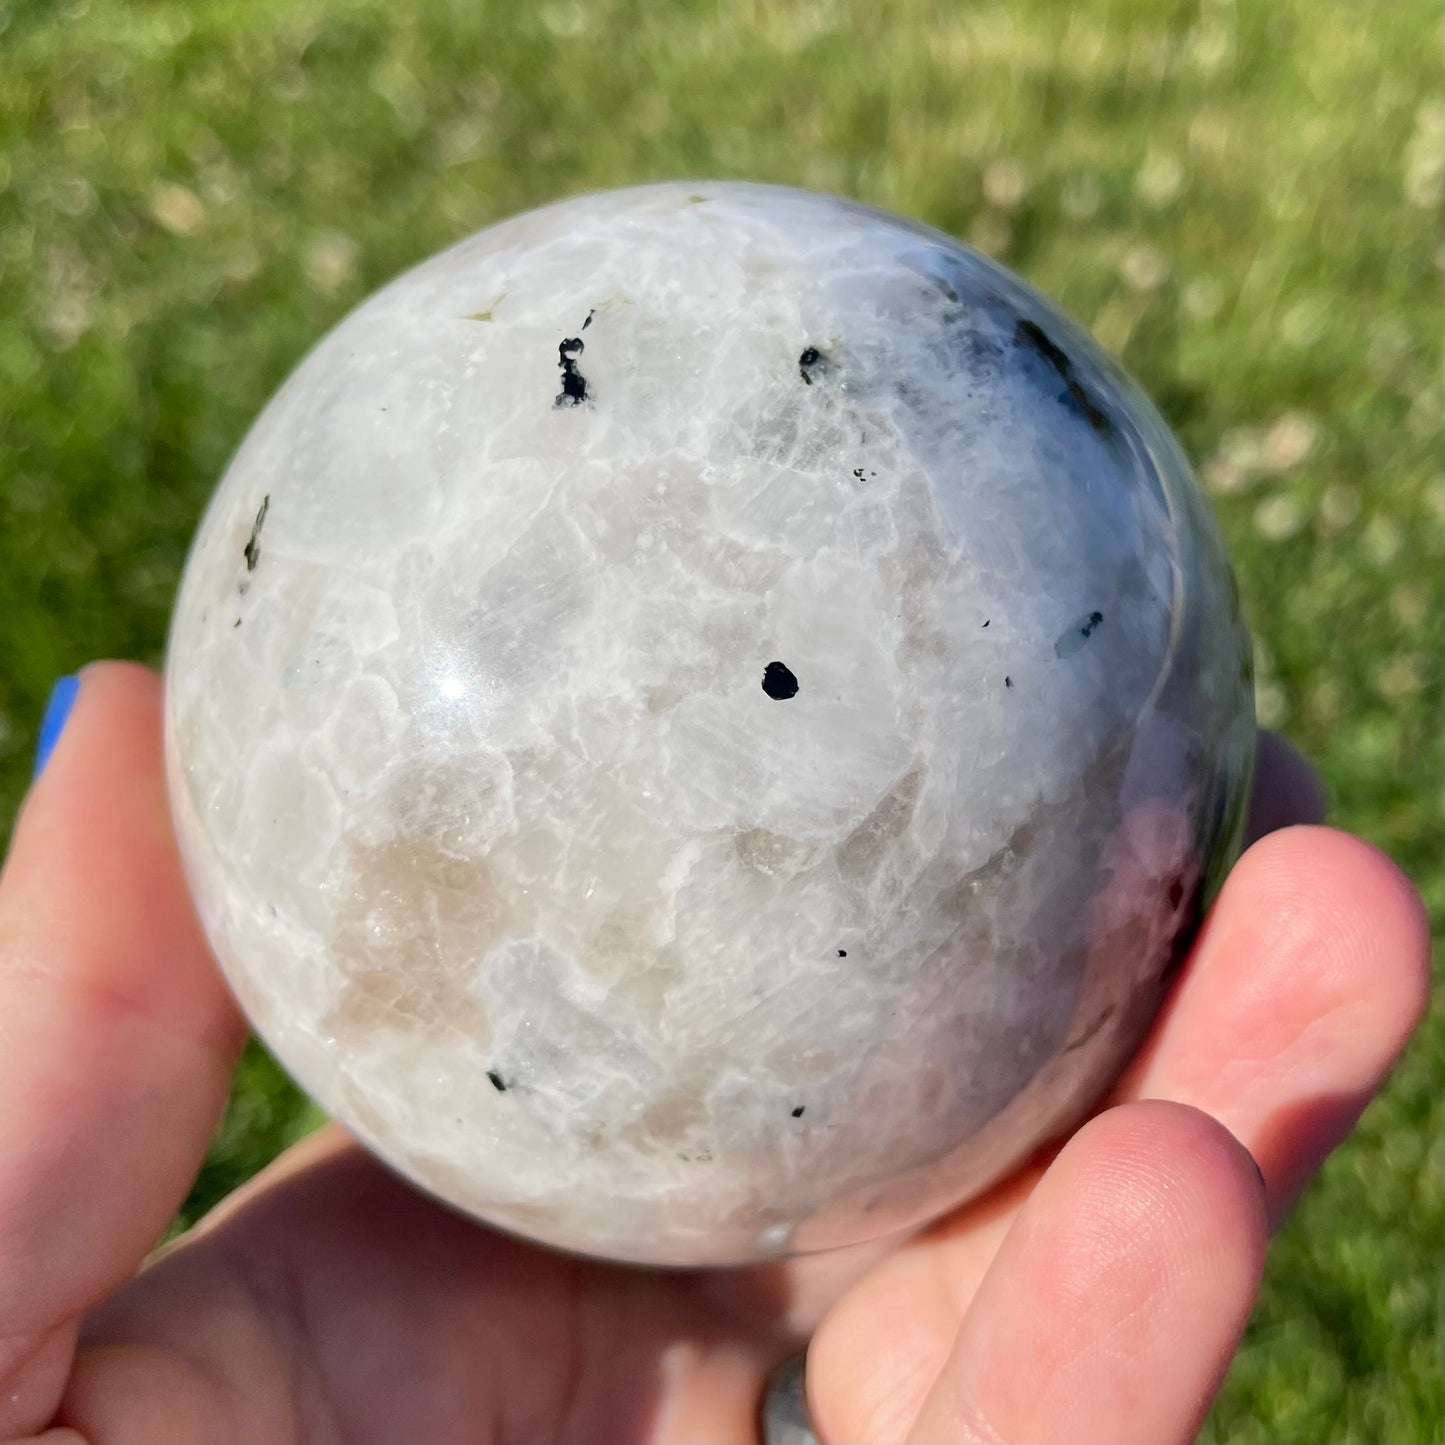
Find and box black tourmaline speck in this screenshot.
[243,494,270,572]
[555,337,588,406]
[762,661,800,699]
[798,346,828,384]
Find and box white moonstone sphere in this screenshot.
[166,182,1254,1266]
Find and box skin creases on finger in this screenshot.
[899,1101,1268,1445]
[1113,825,1431,1223]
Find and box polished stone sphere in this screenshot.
[165,182,1254,1266]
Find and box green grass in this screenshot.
[1,0,1440,1438]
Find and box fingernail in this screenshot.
[33,675,81,777]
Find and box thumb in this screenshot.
[0,664,245,1438]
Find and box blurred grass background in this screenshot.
[0,0,1440,1438]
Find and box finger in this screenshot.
[1244,731,1326,842]
[901,1101,1267,1445]
[808,1165,1035,1441]
[809,824,1428,1438]
[0,664,246,1437]
[1117,825,1430,1223]
[791,724,1322,1404]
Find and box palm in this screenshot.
[1,667,1428,1444]
[37,1113,1231,1442]
[80,1133,816,1442]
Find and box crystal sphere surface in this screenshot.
[166,182,1254,1266]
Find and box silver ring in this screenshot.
[761,1353,821,1445]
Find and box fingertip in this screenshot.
[18,663,166,822]
[1233,825,1432,1043]
[1041,1101,1270,1295]
[1065,1100,1270,1268]
[903,1099,1268,1444]
[70,659,167,736]
[1120,823,1431,1231]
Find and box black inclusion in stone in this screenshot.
[243,494,270,572]
[798,346,828,384]
[791,1105,805,1118]
[837,949,847,958]
[555,336,588,407]
[762,661,800,699]
[1054,610,1105,659]
[487,1070,508,1093]
[1013,318,1111,433]
[1014,317,1071,374]
[1159,876,1206,988]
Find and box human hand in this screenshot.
[1,664,1428,1443]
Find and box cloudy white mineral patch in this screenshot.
[166,182,1254,1266]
